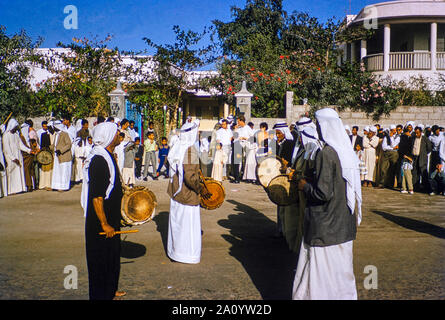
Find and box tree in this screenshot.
[0,26,42,121]
[35,35,130,119]
[134,25,214,137]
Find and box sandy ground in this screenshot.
[0,178,444,300]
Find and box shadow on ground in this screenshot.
[372,210,445,239]
[218,199,297,300]
[152,211,169,256]
[120,239,147,259]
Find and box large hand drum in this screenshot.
[200,178,225,210]
[121,186,157,226]
[256,156,282,188]
[36,150,53,165]
[266,174,299,206]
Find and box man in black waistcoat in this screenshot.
[293,108,361,300]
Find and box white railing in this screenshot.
[364,54,383,72]
[438,52,445,70]
[389,52,431,70]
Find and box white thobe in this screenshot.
[74,143,85,182]
[167,199,201,264]
[51,133,72,191]
[242,141,258,180]
[363,136,379,182]
[292,240,357,300]
[0,134,8,197]
[211,149,227,182]
[2,131,29,195]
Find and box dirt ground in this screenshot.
[0,178,444,300]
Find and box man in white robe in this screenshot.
[293,108,362,300]
[215,119,233,179]
[166,120,211,264]
[51,121,73,191]
[0,124,8,197]
[2,119,29,195]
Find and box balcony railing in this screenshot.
[390,52,431,70]
[364,53,383,72]
[364,52,445,71]
[438,52,445,70]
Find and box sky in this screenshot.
[0,0,383,65]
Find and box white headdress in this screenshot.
[315,108,362,225]
[81,122,118,217]
[168,120,200,197]
[296,117,316,132]
[301,126,323,160]
[273,122,293,140]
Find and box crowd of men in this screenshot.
[0,115,140,198]
[2,110,445,300]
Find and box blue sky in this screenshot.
[0,0,382,56]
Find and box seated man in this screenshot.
[429,164,445,195]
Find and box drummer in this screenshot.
[37,121,55,190]
[272,122,295,238]
[81,122,126,300]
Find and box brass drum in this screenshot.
[200,178,225,210]
[256,156,282,188]
[36,150,53,165]
[121,186,158,226]
[266,174,299,206]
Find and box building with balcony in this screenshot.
[341,0,445,89]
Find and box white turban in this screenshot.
[296,117,316,132]
[364,126,370,132]
[390,124,396,130]
[273,122,293,141]
[168,120,200,197]
[81,122,119,217]
[5,119,19,133]
[301,126,323,160]
[369,126,377,133]
[315,108,362,225]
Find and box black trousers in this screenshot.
[412,156,431,193]
[134,160,142,178]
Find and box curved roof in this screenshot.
[351,0,445,25]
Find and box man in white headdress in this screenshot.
[272,121,296,238]
[293,107,361,300]
[0,123,7,197]
[362,126,379,187]
[38,121,55,190]
[51,121,73,191]
[215,119,233,179]
[166,120,210,264]
[81,121,126,300]
[2,119,29,195]
[378,124,400,188]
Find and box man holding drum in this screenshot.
[293,108,362,300]
[167,119,212,264]
[81,122,126,300]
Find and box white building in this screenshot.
[341,0,445,89]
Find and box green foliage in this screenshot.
[35,36,127,119]
[0,26,42,121]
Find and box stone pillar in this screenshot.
[360,40,367,60]
[351,41,356,62]
[285,91,294,124]
[431,22,437,71]
[224,102,229,118]
[384,24,391,71]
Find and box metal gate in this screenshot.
[125,99,142,139]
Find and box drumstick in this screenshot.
[1,112,12,126]
[99,229,139,235]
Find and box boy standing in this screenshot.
[143,132,158,181]
[157,137,170,179]
[133,137,144,180]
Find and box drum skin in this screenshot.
[36,150,53,165]
[266,174,299,206]
[256,156,282,188]
[121,186,157,226]
[200,178,225,210]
